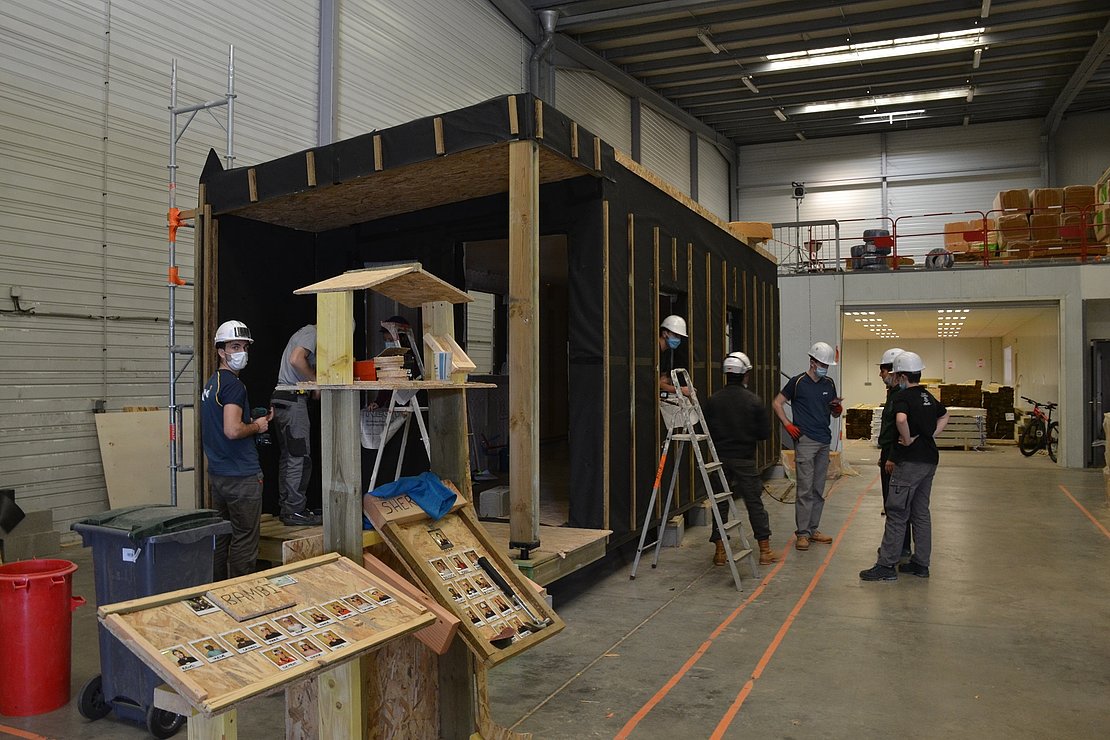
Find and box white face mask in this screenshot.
[225,351,248,372]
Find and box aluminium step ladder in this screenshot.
[629,368,759,591]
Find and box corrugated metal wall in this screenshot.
[552,69,632,155]
[0,0,525,532]
[336,0,526,136]
[640,104,691,195]
[697,137,730,220]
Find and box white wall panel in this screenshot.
[697,137,730,220]
[336,0,525,137]
[737,134,881,189]
[553,69,632,154]
[886,120,1041,176]
[640,104,690,195]
[1054,110,1110,187]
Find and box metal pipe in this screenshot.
[168,59,179,505]
[226,45,236,169]
[528,10,558,98]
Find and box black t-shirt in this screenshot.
[660,343,690,389]
[704,381,769,461]
[890,386,947,465]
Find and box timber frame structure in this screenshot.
[194,93,780,560]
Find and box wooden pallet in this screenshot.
[258,514,382,563]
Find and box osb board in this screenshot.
[225,144,591,233]
[262,515,382,564]
[207,577,296,622]
[365,628,439,739]
[98,554,434,715]
[294,263,471,306]
[364,491,564,666]
[478,521,610,586]
[95,409,194,508]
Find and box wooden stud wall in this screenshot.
[602,201,611,531]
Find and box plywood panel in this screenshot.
[95,410,194,508]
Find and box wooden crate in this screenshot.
[98,554,434,716]
[363,482,564,666]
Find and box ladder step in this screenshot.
[731,548,753,563]
[712,490,734,502]
[673,433,709,441]
[703,461,723,473]
[637,540,659,553]
[722,519,743,532]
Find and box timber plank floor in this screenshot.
[6,442,1107,738]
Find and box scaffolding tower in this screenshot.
[167,47,236,505]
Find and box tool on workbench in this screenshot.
[476,556,550,631]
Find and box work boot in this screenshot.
[810,531,833,544]
[795,535,810,551]
[859,564,897,581]
[282,510,322,527]
[758,539,779,565]
[898,561,930,578]
[713,540,727,566]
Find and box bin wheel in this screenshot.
[77,674,112,720]
[146,705,186,738]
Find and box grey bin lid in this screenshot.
[72,505,226,543]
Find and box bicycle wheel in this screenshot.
[1019,420,1043,457]
[1047,422,1059,463]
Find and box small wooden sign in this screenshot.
[207,577,296,622]
[364,490,463,527]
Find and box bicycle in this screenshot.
[1018,396,1058,462]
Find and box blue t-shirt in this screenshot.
[200,369,261,477]
[780,372,837,444]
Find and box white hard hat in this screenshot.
[214,320,253,345]
[878,347,904,366]
[892,351,925,373]
[661,315,687,338]
[808,341,837,366]
[723,351,752,374]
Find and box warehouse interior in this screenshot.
[1,1,1109,738]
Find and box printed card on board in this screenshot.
[162,645,201,671]
[190,637,232,663]
[261,645,301,671]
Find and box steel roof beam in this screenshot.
[1043,15,1110,134]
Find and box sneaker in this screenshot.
[859,564,897,581]
[281,510,322,526]
[795,535,810,551]
[810,531,833,544]
[898,561,930,578]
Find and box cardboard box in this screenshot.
[993,189,1030,213]
[1030,212,1060,240]
[1063,184,1095,210]
[997,213,1030,245]
[1031,188,1064,210]
[1060,212,1096,242]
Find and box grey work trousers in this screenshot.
[878,461,935,567]
[210,473,263,580]
[273,398,311,518]
[794,435,831,537]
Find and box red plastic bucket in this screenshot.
[0,559,85,716]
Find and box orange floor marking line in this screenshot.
[1058,484,1110,540]
[614,473,856,739]
[0,724,51,740]
[709,475,876,739]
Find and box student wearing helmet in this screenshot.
[875,347,913,559]
[772,341,843,551]
[703,352,777,566]
[271,324,323,527]
[860,351,949,581]
[201,320,272,579]
[658,314,690,396]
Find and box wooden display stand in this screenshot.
[363,484,563,666]
[99,554,433,719]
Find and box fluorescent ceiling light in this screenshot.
[981,0,991,19]
[973,48,982,69]
[795,132,807,141]
[765,28,981,71]
[858,110,927,125]
[966,87,975,103]
[774,108,788,121]
[741,76,759,94]
[697,30,722,55]
[795,88,968,115]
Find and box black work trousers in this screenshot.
[710,458,771,543]
[879,457,913,555]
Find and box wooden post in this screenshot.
[422,301,473,502]
[317,292,354,385]
[507,139,540,554]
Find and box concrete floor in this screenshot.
[2,442,1107,738]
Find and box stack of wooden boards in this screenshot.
[855,383,1014,447]
[845,407,875,439]
[981,385,1016,440]
[943,182,1108,263]
[372,355,409,381]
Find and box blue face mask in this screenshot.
[814,365,828,378]
[898,378,908,390]
[666,336,681,350]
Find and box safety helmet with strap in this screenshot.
[892,351,925,373]
[723,351,752,374]
[214,320,253,345]
[808,341,837,366]
[661,315,687,338]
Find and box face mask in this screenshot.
[898,378,908,390]
[384,340,401,349]
[225,351,248,372]
[814,366,828,378]
[666,336,681,350]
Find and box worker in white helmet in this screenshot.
[875,347,912,559]
[860,351,949,582]
[772,341,843,551]
[704,352,778,566]
[200,320,272,579]
[658,314,691,396]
